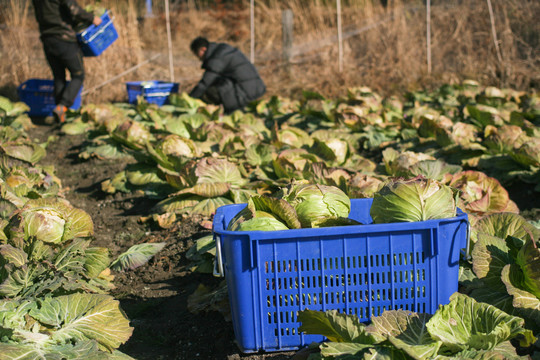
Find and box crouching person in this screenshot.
[189,37,266,114]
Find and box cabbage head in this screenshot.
[112,120,152,150]
[160,134,198,158]
[227,198,289,232]
[382,148,435,177]
[23,207,66,244]
[230,213,290,232]
[370,177,458,223]
[348,173,384,198]
[19,198,94,244]
[283,183,350,228]
[449,170,519,217]
[483,124,525,154]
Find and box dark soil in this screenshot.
[27,120,539,360]
[29,121,295,360]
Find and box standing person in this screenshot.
[189,37,266,114]
[31,0,102,122]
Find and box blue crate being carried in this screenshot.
[126,81,179,106]
[17,79,82,117]
[77,10,118,57]
[212,198,469,353]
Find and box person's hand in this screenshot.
[93,16,102,26]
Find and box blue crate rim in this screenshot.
[17,79,82,94]
[126,81,179,89]
[17,79,55,92]
[139,92,175,98]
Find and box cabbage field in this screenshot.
[0,80,539,359]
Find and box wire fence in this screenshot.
[1,0,538,102]
[83,2,421,94]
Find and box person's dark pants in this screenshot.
[202,77,245,114]
[41,36,84,108]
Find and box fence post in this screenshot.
[250,0,255,63]
[282,9,294,68]
[164,0,174,82]
[426,0,431,74]
[486,0,503,64]
[337,0,343,72]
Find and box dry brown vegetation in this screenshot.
[1,0,539,104]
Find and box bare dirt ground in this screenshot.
[27,119,538,360]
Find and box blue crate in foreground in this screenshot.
[77,11,118,57]
[17,79,82,117]
[126,81,179,106]
[212,198,469,353]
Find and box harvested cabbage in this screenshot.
[370,177,458,223]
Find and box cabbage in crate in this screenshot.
[370,176,458,223]
[227,196,294,231]
[228,183,354,231]
[282,182,351,228]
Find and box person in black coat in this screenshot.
[32,0,102,122]
[189,37,266,114]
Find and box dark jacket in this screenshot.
[189,42,266,113]
[32,0,94,42]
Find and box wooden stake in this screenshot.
[337,0,343,72]
[250,0,255,63]
[426,0,431,74]
[486,0,503,64]
[282,9,293,65]
[165,0,174,82]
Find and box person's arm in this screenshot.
[189,55,228,98]
[189,70,220,99]
[62,0,96,25]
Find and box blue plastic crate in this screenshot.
[126,81,179,106]
[212,198,469,353]
[77,11,118,57]
[17,79,82,117]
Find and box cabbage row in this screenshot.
[61,81,539,229]
[0,99,166,359]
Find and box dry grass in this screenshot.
[0,0,538,104]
